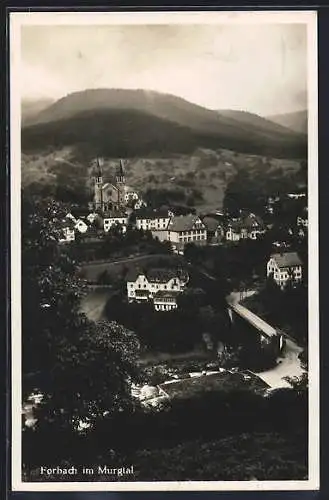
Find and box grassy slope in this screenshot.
[22,146,303,213]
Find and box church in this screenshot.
[91,158,143,212]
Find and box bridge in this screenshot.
[227,292,284,353]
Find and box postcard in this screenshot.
[10,9,319,491]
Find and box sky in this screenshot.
[20,22,308,116]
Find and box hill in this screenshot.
[216,109,299,136]
[22,89,306,159]
[21,98,55,126]
[21,146,305,213]
[267,110,307,135]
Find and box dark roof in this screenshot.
[127,267,188,283]
[271,252,302,268]
[134,289,149,297]
[103,211,128,219]
[153,290,180,300]
[227,213,264,232]
[168,215,205,232]
[146,268,183,283]
[136,209,170,220]
[243,213,264,229]
[202,217,222,232]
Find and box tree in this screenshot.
[22,193,140,438]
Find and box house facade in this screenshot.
[103,211,128,233]
[167,214,207,254]
[127,268,189,311]
[267,252,303,288]
[135,209,172,232]
[57,219,76,243]
[225,213,265,242]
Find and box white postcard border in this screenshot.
[10,9,319,492]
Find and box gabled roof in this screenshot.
[153,290,180,300]
[75,217,91,226]
[56,219,76,230]
[168,214,205,232]
[102,182,118,191]
[127,267,188,283]
[103,210,128,219]
[134,289,149,297]
[226,213,264,232]
[202,216,222,232]
[146,268,181,283]
[270,252,302,268]
[136,209,170,220]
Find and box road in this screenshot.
[257,338,304,388]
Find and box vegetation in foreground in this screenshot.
[22,194,308,482]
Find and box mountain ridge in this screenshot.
[267,110,307,135]
[22,88,306,160]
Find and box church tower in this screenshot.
[93,158,104,211]
[116,159,126,207]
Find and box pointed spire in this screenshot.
[118,159,125,177]
[95,157,103,178]
[116,159,125,183]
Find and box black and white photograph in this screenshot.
[10,10,319,491]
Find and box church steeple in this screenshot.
[116,159,125,185]
[95,157,103,184]
[93,157,103,211]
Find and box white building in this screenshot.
[167,214,207,254]
[103,211,128,233]
[127,268,189,311]
[225,213,265,242]
[267,252,303,289]
[74,218,90,234]
[57,219,76,243]
[135,209,172,232]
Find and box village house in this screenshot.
[56,219,76,243]
[167,214,207,254]
[65,212,92,234]
[127,268,189,311]
[135,209,173,232]
[202,216,225,244]
[266,252,303,289]
[225,213,265,242]
[74,217,90,234]
[103,211,129,233]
